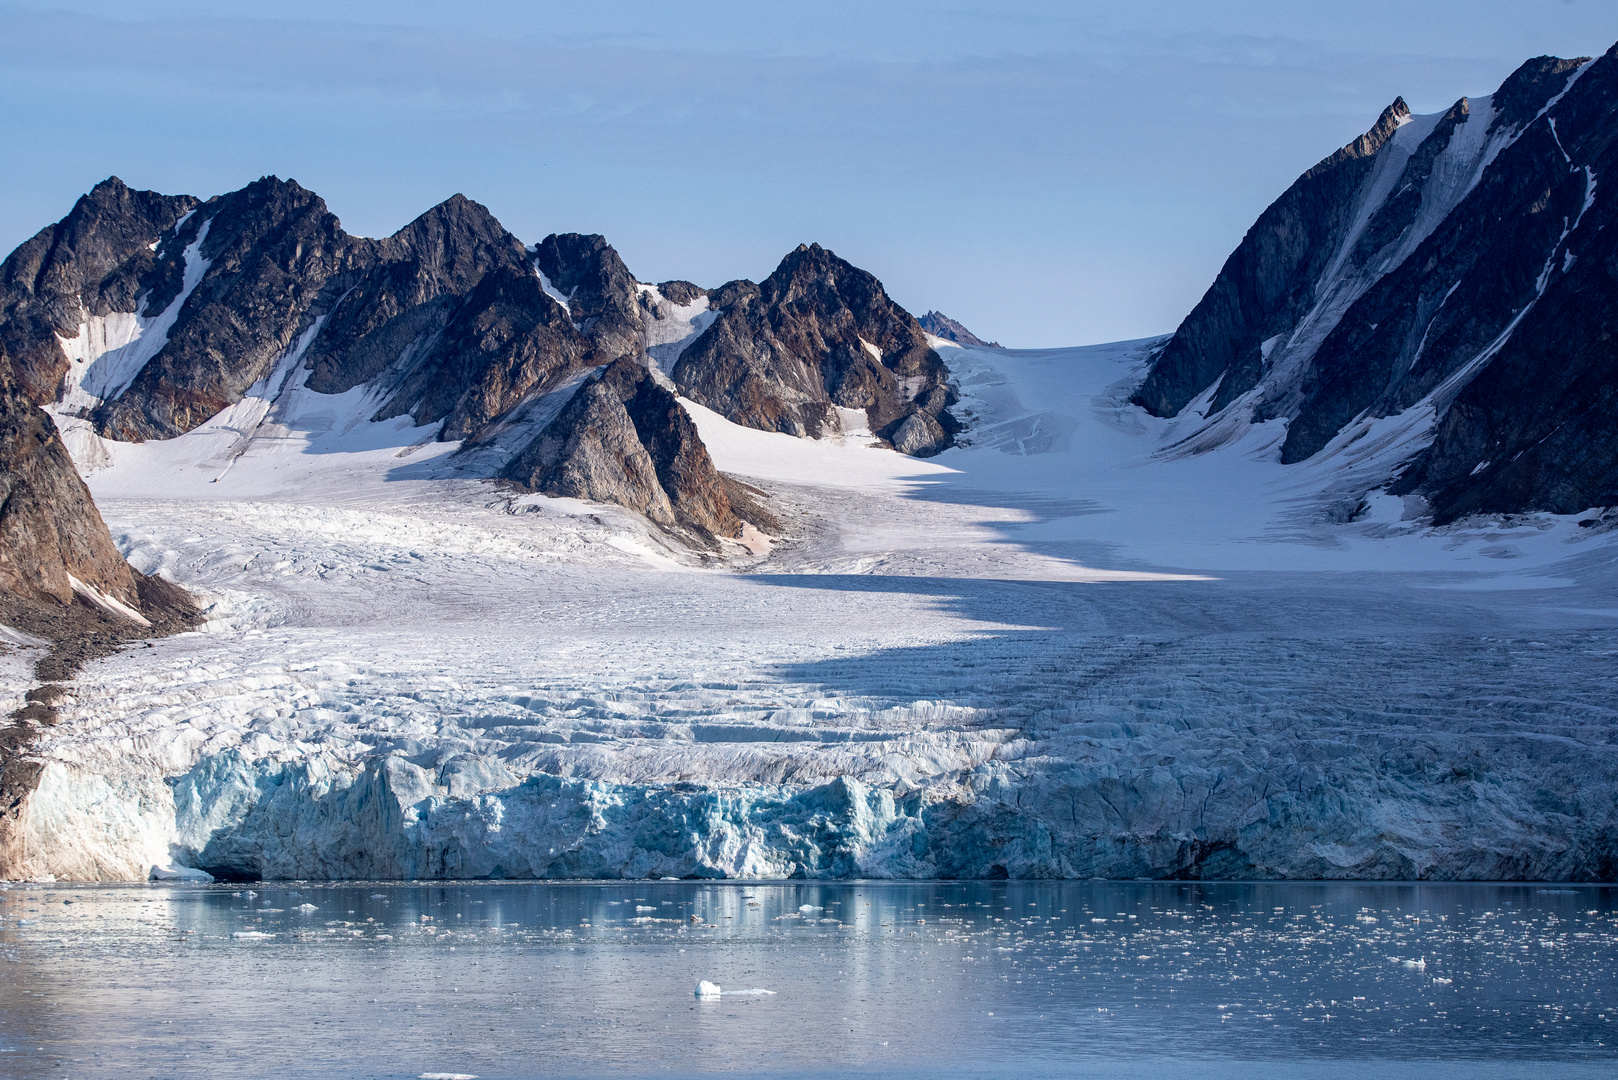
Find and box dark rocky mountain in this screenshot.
[0,178,197,405]
[532,232,646,360]
[0,342,198,885]
[370,258,591,442]
[0,178,962,552]
[94,177,363,441]
[0,354,142,613]
[1132,45,1618,524]
[672,244,959,455]
[502,357,743,548]
[303,193,534,399]
[0,345,196,648]
[918,310,1001,348]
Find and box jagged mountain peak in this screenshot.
[653,280,707,306]
[919,311,1000,349]
[1132,41,1618,525]
[0,178,197,405]
[1,174,979,574]
[1315,96,1410,172]
[671,240,955,452]
[1487,54,1592,135]
[396,193,513,240]
[502,355,746,550]
[766,241,855,289]
[531,232,643,358]
[533,232,623,275]
[378,193,529,284]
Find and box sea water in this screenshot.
[0,881,1613,1079]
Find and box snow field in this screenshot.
[8,334,1618,881]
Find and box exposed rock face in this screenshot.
[1133,97,1412,419]
[652,280,707,307]
[375,261,591,441]
[532,233,647,360]
[502,358,742,548]
[918,310,1001,348]
[0,356,139,611]
[0,341,202,882]
[672,244,958,454]
[0,178,762,542]
[0,178,197,405]
[1392,49,1618,521]
[304,193,534,397]
[0,179,600,447]
[95,177,362,441]
[1132,47,1618,523]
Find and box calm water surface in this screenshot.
[0,881,1614,1079]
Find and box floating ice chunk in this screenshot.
[695,980,722,998]
[231,931,275,939]
[722,988,777,996]
[298,903,319,912]
[1400,957,1427,970]
[798,904,822,913]
[419,1074,479,1080]
[636,905,657,912]
[149,863,214,882]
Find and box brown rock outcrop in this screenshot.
[503,358,745,548]
[672,243,958,455]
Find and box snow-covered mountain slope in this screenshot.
[1135,45,1618,524]
[7,43,1618,884]
[6,335,1618,882]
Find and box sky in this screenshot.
[1,2,1614,347]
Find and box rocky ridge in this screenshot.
[919,310,1001,349]
[0,180,964,550]
[673,244,959,456]
[502,357,744,549]
[1133,46,1618,524]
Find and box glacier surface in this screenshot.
[10,338,1618,881]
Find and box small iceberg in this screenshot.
[695,981,775,998]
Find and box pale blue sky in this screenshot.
[2,2,1613,345]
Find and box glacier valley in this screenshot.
[7,338,1618,882]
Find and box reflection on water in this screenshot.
[0,881,1614,1079]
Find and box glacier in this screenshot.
[8,337,1618,882]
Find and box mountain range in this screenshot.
[2,43,1617,883]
